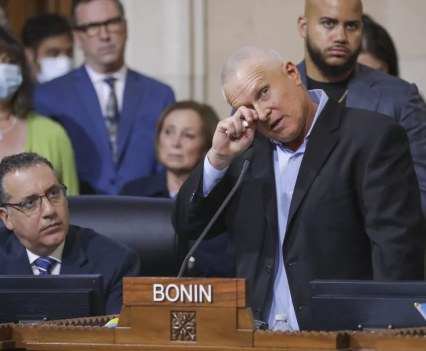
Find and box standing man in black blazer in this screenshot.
[297,0,426,218]
[173,46,425,331]
[0,152,140,315]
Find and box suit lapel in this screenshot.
[347,65,382,111]
[74,66,111,153]
[251,135,279,250]
[60,226,87,274]
[287,99,341,227]
[117,70,142,163]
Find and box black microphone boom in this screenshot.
[177,151,252,278]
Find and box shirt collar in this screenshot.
[85,64,127,84]
[270,89,329,150]
[305,89,329,138]
[27,241,65,265]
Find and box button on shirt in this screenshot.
[202,89,329,330]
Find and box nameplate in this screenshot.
[123,277,247,308]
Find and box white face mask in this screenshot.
[0,63,23,100]
[37,55,73,83]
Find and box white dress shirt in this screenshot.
[85,64,127,115]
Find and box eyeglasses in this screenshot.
[1,185,67,215]
[74,16,124,37]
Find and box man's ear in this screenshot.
[297,16,308,38]
[282,61,302,86]
[0,207,13,231]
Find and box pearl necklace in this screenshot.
[0,116,17,141]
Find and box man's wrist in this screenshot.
[206,149,231,171]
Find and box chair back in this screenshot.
[67,195,180,277]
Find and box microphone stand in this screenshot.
[177,157,251,278]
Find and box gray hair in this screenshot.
[220,46,283,101]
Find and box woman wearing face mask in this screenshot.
[121,101,236,277]
[0,27,79,194]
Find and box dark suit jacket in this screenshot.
[34,66,175,195]
[121,170,169,198]
[298,61,426,218]
[173,98,426,330]
[0,225,140,315]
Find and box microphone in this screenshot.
[177,147,253,278]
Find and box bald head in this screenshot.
[305,0,363,17]
[221,46,283,89]
[299,0,363,81]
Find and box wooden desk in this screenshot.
[1,278,425,351]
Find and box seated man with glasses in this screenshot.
[0,152,140,314]
[34,0,175,195]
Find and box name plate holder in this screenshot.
[116,277,255,347]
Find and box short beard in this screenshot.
[306,35,360,78]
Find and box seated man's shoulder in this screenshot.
[0,229,15,258]
[72,225,136,257]
[68,225,140,287]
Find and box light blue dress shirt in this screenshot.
[268,90,328,330]
[202,90,329,330]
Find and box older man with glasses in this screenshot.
[34,0,175,195]
[0,152,140,314]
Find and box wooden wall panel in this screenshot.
[2,0,71,38]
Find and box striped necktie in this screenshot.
[34,257,57,275]
[104,77,119,164]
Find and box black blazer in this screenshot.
[298,61,426,218]
[173,98,426,330]
[0,225,140,314]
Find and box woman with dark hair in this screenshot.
[358,14,399,76]
[0,27,78,194]
[121,100,235,278]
